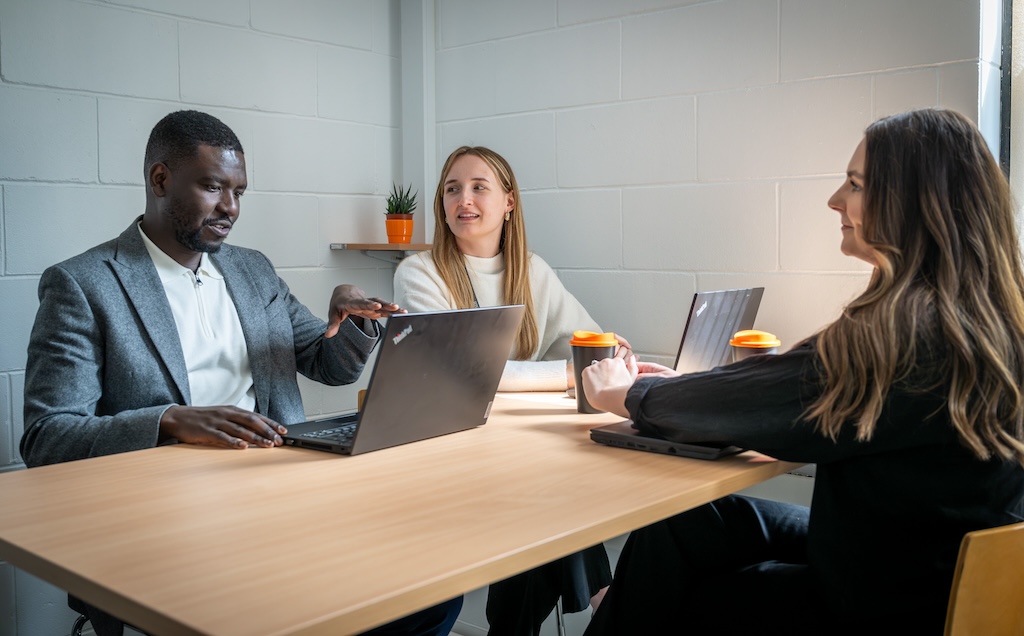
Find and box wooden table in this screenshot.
[0,393,799,636]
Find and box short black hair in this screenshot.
[143,110,243,175]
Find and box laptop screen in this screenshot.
[674,288,764,374]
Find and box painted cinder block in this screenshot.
[318,48,399,127]
[179,22,316,115]
[438,0,556,48]
[0,279,38,374]
[780,0,977,82]
[251,0,374,50]
[622,0,778,99]
[5,185,140,276]
[557,97,697,188]
[251,117,376,194]
[697,77,872,182]
[0,87,97,183]
[622,182,777,272]
[521,190,621,270]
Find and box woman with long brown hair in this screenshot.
[580,109,1024,634]
[394,146,612,634]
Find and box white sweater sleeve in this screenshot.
[499,359,569,392]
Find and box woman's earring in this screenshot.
[505,211,511,222]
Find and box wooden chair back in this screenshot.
[944,521,1024,635]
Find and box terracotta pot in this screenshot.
[385,214,414,244]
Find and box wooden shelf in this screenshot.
[330,243,431,264]
[330,243,431,251]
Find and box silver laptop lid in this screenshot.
[673,288,764,374]
[349,305,525,455]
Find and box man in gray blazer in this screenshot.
[20,110,462,636]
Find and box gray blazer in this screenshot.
[21,219,379,467]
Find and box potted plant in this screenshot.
[384,182,417,244]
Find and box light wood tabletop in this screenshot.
[0,392,800,636]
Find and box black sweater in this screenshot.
[625,340,1024,627]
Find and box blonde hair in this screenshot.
[430,146,538,360]
[807,109,1024,465]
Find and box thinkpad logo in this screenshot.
[392,324,413,345]
[695,300,708,317]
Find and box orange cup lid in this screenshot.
[569,330,619,347]
[729,329,781,348]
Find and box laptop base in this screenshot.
[590,420,742,461]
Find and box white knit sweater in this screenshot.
[393,251,601,391]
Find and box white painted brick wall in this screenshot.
[0,376,11,467]
[318,47,401,126]
[0,279,40,373]
[697,78,873,181]
[180,24,318,114]
[5,186,142,275]
[438,0,556,48]
[780,0,979,80]
[622,182,778,271]
[521,190,622,270]
[0,0,179,100]
[556,98,698,187]
[104,0,249,26]
[251,0,375,49]
[621,0,779,98]
[0,87,98,182]
[252,116,379,192]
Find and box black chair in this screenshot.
[68,594,142,636]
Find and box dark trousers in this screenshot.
[74,594,463,636]
[486,544,612,636]
[583,495,823,635]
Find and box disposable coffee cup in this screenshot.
[729,330,781,363]
[570,331,619,414]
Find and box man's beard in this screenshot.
[167,198,224,253]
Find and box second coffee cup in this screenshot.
[569,330,619,413]
[729,329,781,362]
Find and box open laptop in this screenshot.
[283,305,525,455]
[590,288,763,460]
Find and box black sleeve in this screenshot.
[625,340,954,463]
[625,342,840,462]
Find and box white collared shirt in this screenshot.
[139,225,257,411]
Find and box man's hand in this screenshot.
[325,284,406,338]
[159,406,287,449]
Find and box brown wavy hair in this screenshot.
[430,146,538,360]
[806,109,1024,465]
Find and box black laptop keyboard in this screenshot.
[302,422,357,445]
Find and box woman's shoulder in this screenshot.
[526,252,557,276]
[395,250,435,275]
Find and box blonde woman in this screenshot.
[393,146,611,634]
[394,145,602,392]
[581,109,1024,634]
